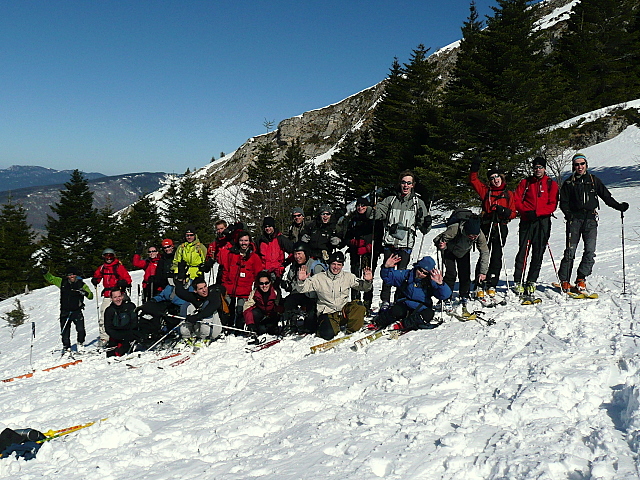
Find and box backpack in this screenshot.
[446,208,479,226]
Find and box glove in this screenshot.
[357,243,372,256]
[330,236,341,246]
[116,280,128,289]
[419,215,432,234]
[176,261,188,282]
[493,205,511,220]
[301,234,310,243]
[135,240,144,255]
[185,314,198,324]
[619,202,629,212]
[521,210,537,222]
[70,289,84,297]
[41,267,48,275]
[91,277,100,286]
[470,154,482,173]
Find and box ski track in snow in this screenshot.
[2,131,640,478]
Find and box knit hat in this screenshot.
[532,156,546,169]
[328,251,345,264]
[262,216,276,228]
[487,166,502,179]
[356,197,371,207]
[185,225,196,234]
[291,207,304,217]
[318,205,333,215]
[464,217,481,236]
[65,266,79,275]
[572,153,587,165]
[414,256,436,272]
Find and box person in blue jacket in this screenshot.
[375,254,451,330]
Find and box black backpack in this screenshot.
[446,208,479,226]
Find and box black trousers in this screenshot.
[513,217,551,284]
[380,247,411,303]
[60,310,86,349]
[475,222,508,288]
[443,249,471,299]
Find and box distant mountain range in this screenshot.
[0,165,106,192]
[0,167,171,236]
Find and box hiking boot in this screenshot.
[76,342,84,353]
[513,283,525,295]
[575,278,587,292]
[392,321,404,331]
[459,296,469,307]
[486,287,497,298]
[436,299,454,313]
[525,282,536,295]
[475,288,485,300]
[561,281,571,293]
[379,301,391,311]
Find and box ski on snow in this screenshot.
[550,282,599,299]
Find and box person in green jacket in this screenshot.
[172,225,208,283]
[44,266,93,352]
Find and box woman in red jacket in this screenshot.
[243,271,284,334]
[469,156,517,299]
[132,245,161,302]
[217,231,263,329]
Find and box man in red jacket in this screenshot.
[513,157,559,296]
[92,248,132,346]
[217,231,263,329]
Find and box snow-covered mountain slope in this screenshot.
[1,126,640,479]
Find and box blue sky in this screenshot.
[1,0,501,176]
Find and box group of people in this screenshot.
[44,154,629,354]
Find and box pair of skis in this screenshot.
[551,282,599,299]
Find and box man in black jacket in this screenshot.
[558,153,629,292]
[174,277,223,341]
[104,289,140,357]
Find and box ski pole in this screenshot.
[622,211,627,295]
[369,184,378,270]
[520,240,532,297]
[546,243,561,284]
[496,222,510,301]
[29,322,35,372]
[145,320,186,352]
[164,314,256,339]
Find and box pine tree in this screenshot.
[114,195,163,265]
[160,175,182,239]
[241,142,279,231]
[0,199,40,299]
[42,170,99,277]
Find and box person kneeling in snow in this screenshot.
[296,250,373,340]
[375,255,451,330]
[104,288,141,357]
[174,276,224,342]
[243,271,284,335]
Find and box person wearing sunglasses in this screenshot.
[243,271,284,335]
[373,170,431,309]
[91,248,132,347]
[375,254,451,330]
[286,207,306,243]
[256,216,293,286]
[469,155,517,300]
[172,225,207,284]
[153,239,176,290]
[513,157,559,296]
[557,153,629,293]
[132,244,161,302]
[300,205,342,263]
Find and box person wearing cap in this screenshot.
[172,225,207,283]
[343,197,376,314]
[281,242,326,333]
[217,230,263,329]
[558,153,629,293]
[43,266,93,352]
[469,155,517,299]
[296,250,373,340]
[286,207,306,243]
[154,238,176,290]
[92,248,132,346]
[375,254,451,330]
[256,216,293,284]
[132,244,161,302]
[434,216,490,304]
[373,170,431,308]
[513,157,559,295]
[301,205,341,261]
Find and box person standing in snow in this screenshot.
[286,207,306,243]
[557,153,629,293]
[172,225,208,283]
[301,205,342,262]
[92,248,132,347]
[372,170,431,309]
[469,155,517,299]
[374,255,451,330]
[296,250,373,340]
[132,244,161,302]
[513,157,559,296]
[256,216,293,285]
[43,266,93,353]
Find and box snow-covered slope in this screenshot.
[1,126,640,479]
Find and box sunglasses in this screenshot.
[293,213,303,218]
[258,281,271,286]
[321,212,331,216]
[489,174,500,180]
[573,161,586,167]
[400,180,413,185]
[162,245,173,250]
[185,233,195,237]
[417,267,430,275]
[148,250,157,253]
[103,254,115,259]
[533,165,545,170]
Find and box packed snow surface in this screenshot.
[2,127,640,479]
